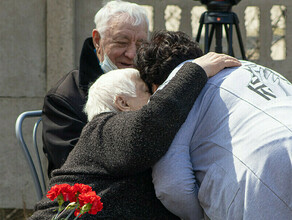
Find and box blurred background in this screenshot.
[0,0,291,219]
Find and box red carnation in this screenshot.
[74,209,82,218]
[88,195,103,215]
[77,191,103,216]
[46,183,102,219]
[73,183,92,194]
[47,183,73,201]
[47,184,61,201]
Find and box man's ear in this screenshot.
[92,29,103,61]
[152,84,159,93]
[115,95,131,112]
[92,29,101,49]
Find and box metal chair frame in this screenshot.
[15,110,46,200]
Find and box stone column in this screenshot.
[47,0,76,91]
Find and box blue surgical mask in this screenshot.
[100,53,118,73]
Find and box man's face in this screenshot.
[94,16,148,69]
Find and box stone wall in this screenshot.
[0,0,291,209]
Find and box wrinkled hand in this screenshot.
[192,52,241,78]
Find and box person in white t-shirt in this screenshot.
[135,30,292,220]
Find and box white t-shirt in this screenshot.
[152,60,292,220]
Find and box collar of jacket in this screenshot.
[79,37,104,92]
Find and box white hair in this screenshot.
[94,0,149,38]
[84,68,140,121]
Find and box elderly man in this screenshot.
[136,30,292,220]
[42,0,149,176]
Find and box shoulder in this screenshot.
[43,70,87,121]
[44,70,86,108]
[46,70,80,97]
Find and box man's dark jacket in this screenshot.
[42,37,104,176]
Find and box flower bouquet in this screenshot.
[47,183,103,219]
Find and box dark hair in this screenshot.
[135,30,203,91]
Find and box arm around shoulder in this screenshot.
[85,62,208,176]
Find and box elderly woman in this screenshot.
[30,52,240,219]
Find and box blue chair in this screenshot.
[15,110,46,200]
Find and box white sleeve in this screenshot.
[152,143,204,220]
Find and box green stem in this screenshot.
[52,209,62,220]
[54,202,72,219]
[51,213,58,220]
[64,205,78,220]
[56,208,67,219]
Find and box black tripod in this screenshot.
[196,11,247,60]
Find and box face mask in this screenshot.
[100,53,118,73]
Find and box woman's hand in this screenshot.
[192,52,242,78]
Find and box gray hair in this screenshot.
[94,0,149,38]
[84,68,140,121]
